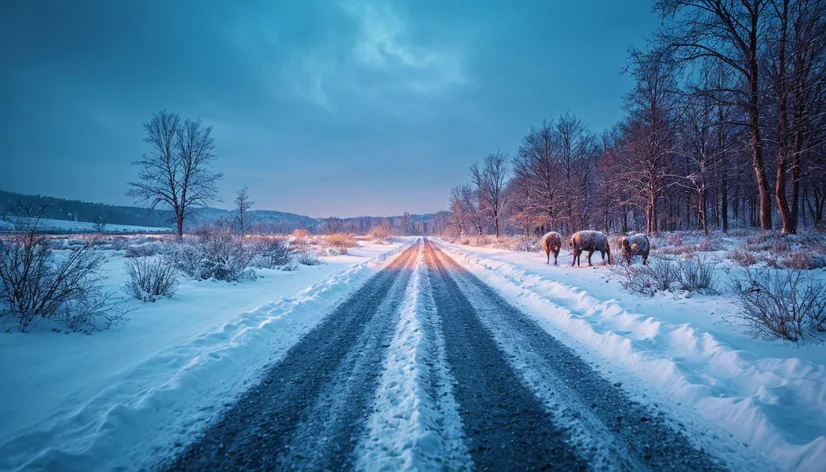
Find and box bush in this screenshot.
[614,258,680,296]
[614,255,717,296]
[729,248,757,267]
[0,231,123,332]
[124,243,163,258]
[677,256,718,294]
[251,238,293,269]
[324,233,358,248]
[292,229,312,240]
[295,251,322,266]
[780,252,826,271]
[368,226,391,240]
[165,229,254,282]
[165,242,202,278]
[317,246,348,256]
[122,258,179,302]
[697,238,724,252]
[730,268,826,343]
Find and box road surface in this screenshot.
[167,239,723,471]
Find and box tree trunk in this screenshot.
[719,114,729,233]
[774,0,796,234]
[749,9,773,231]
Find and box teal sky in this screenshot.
[0,0,660,218]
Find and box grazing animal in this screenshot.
[569,230,611,266]
[620,234,650,265]
[540,231,562,265]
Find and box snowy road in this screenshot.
[167,239,724,471]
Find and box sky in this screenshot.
[0,0,661,218]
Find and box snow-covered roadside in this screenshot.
[0,242,407,471]
[436,240,826,472]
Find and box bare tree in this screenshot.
[127,111,223,239]
[622,47,680,234]
[322,217,344,234]
[234,185,255,236]
[449,185,469,237]
[656,0,774,231]
[513,120,560,231]
[92,215,107,234]
[470,152,509,237]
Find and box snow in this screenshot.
[0,241,407,471]
[1,217,170,233]
[356,242,470,471]
[436,240,826,472]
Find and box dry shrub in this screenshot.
[324,233,358,249]
[729,248,757,267]
[657,244,696,256]
[368,226,391,241]
[731,268,826,343]
[295,251,322,266]
[250,237,293,269]
[292,229,312,239]
[124,242,164,258]
[614,255,717,296]
[475,235,493,246]
[317,247,348,256]
[122,258,178,302]
[744,234,791,254]
[165,228,255,281]
[678,256,718,293]
[0,228,123,332]
[613,258,680,296]
[697,238,724,252]
[780,252,826,271]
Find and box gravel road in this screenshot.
[166,239,724,471]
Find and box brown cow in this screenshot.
[540,231,562,265]
[569,230,611,266]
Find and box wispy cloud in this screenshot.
[343,0,465,92]
[286,0,467,115]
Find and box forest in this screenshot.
[447,0,826,238]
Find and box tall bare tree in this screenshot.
[657,0,774,231]
[623,47,680,234]
[128,111,222,238]
[234,185,255,236]
[513,120,559,231]
[470,152,509,237]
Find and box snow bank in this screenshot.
[356,242,470,471]
[437,241,826,472]
[0,242,408,471]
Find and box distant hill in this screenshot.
[0,189,443,234]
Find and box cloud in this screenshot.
[286,0,467,114]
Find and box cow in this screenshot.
[569,230,611,266]
[540,231,562,265]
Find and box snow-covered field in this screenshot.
[0,240,407,471]
[0,218,170,233]
[436,239,826,471]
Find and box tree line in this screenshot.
[448,0,826,238]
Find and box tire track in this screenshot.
[427,240,724,471]
[424,240,587,471]
[166,242,420,471]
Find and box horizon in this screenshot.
[0,186,437,221]
[0,0,659,218]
